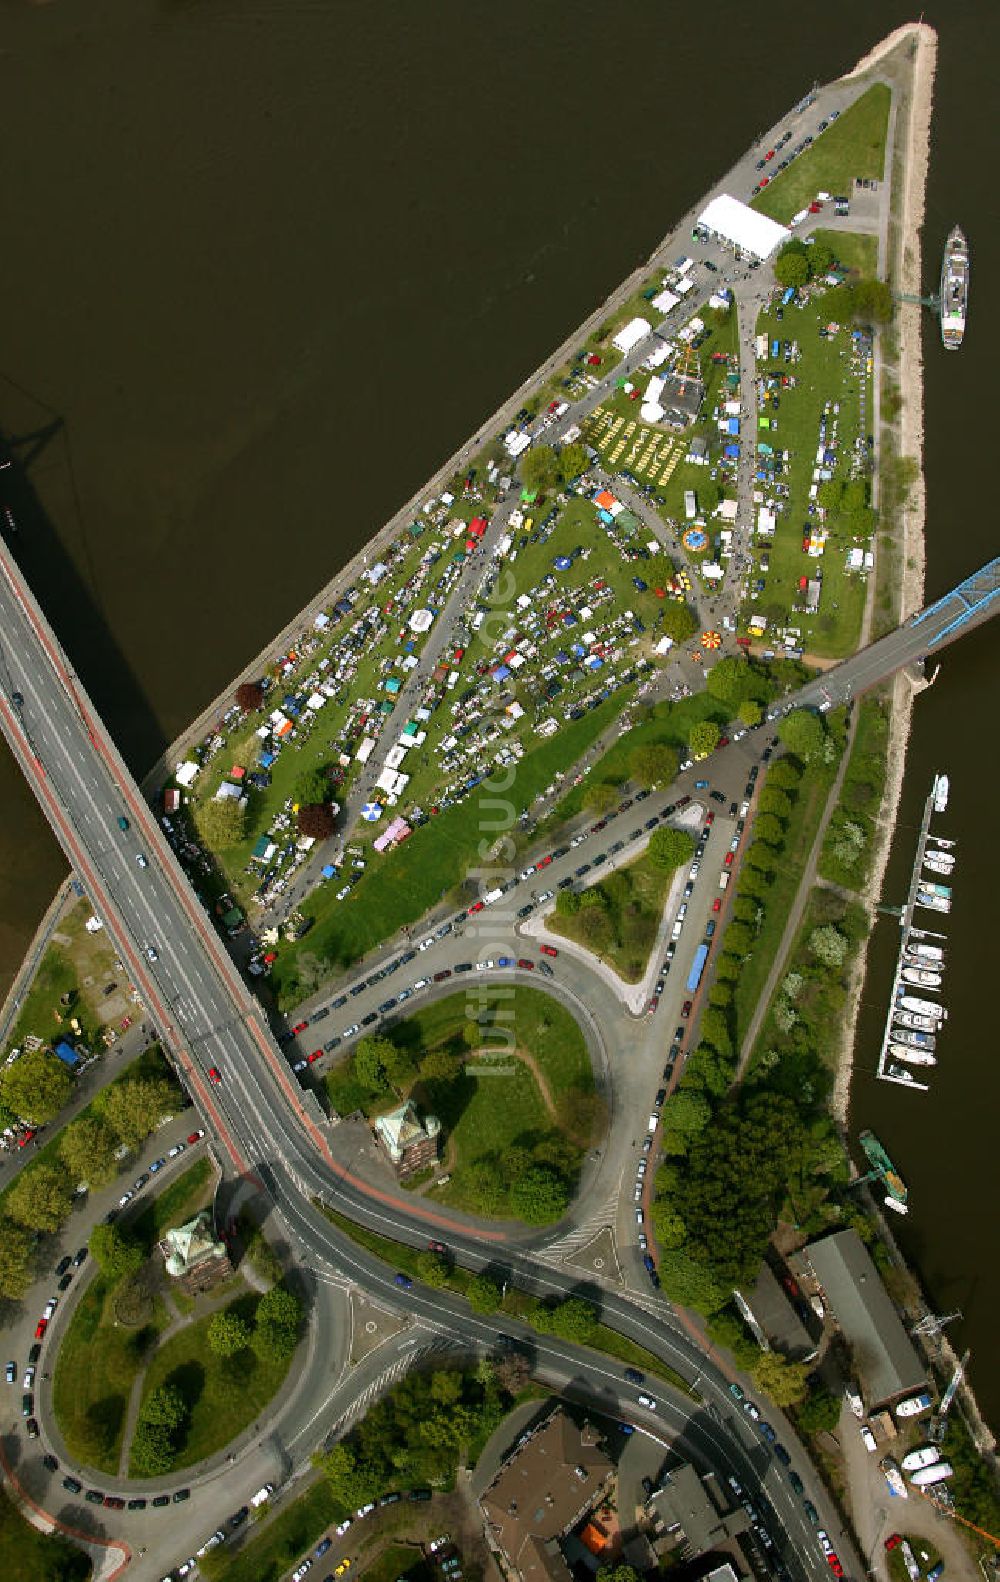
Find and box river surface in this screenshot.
[0,0,996,1422]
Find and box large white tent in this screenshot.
[697,194,790,260]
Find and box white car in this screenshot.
[355,1502,375,1518]
[475,960,495,971]
[637,1232,648,1250]
[412,978,430,991]
[418,937,434,951]
[23,1367,34,1388]
[145,945,158,961]
[342,1024,360,1038]
[635,1208,644,1224]
[136,854,148,868]
[429,1535,451,1554]
[167,1143,186,1159]
[335,1519,352,1537]
[292,1564,313,1582]
[293,1059,308,1073]
[860,1425,877,1453]
[537,890,554,902]
[520,866,536,879]
[637,1393,657,1409]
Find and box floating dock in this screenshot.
[876,775,952,1092]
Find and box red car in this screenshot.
[884,1536,902,1553]
[828,1559,843,1577]
[34,1320,47,1340]
[809,201,823,213]
[537,855,553,868]
[16,1130,36,1149]
[187,1129,205,1144]
[208,1068,222,1085]
[517,958,535,970]
[428,1240,447,1254]
[705,812,715,824]
[646,996,660,1015]
[540,944,559,958]
[765,149,775,160]
[292,1020,308,1034]
[724,852,735,867]
[468,901,484,915]
[307,1050,323,1063]
[759,175,770,187]
[681,1000,692,1018]
[712,898,722,913]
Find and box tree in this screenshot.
[752,813,786,848]
[103,1075,177,1149]
[796,1385,842,1434]
[195,795,247,848]
[809,925,848,969]
[59,1115,120,1189]
[558,441,590,481]
[466,1273,502,1314]
[738,698,763,728]
[354,1037,391,1091]
[688,720,720,759]
[809,242,835,278]
[236,681,265,713]
[130,1419,175,1476]
[752,1350,810,1406]
[253,1285,301,1360]
[297,803,335,840]
[744,840,777,875]
[656,1248,728,1315]
[294,766,330,806]
[318,1442,376,1512]
[6,1163,73,1233]
[774,246,810,288]
[417,1251,451,1287]
[510,1165,570,1225]
[549,1297,598,1343]
[420,1048,459,1082]
[598,1564,641,1582]
[647,826,695,873]
[659,602,698,643]
[778,709,825,761]
[661,1089,711,1137]
[766,759,801,791]
[89,1223,144,1282]
[1,1048,73,1126]
[519,446,560,494]
[758,787,792,820]
[141,1383,188,1432]
[208,1310,252,1357]
[845,277,894,324]
[555,888,581,918]
[0,1217,34,1298]
[629,743,678,790]
[706,655,752,708]
[583,781,618,814]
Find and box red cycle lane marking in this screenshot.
[0,1438,131,1580]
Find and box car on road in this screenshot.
[517,958,534,971]
[23,1367,35,1389]
[467,901,484,915]
[432,970,451,982]
[743,1400,760,1421]
[55,1255,72,1277]
[4,1361,14,1384]
[537,961,554,977]
[127,1496,147,1510]
[43,1298,57,1319]
[860,1424,877,1452]
[394,1274,413,1289]
[172,1488,191,1503]
[63,1476,82,1494]
[497,957,514,968]
[475,960,495,972]
[681,1000,692,1018]
[803,1500,819,1524]
[21,1393,33,1416]
[789,1472,804,1495]
[208,1067,222,1084]
[292,1564,313,1582]
[145,945,158,961]
[637,1392,657,1409]
[539,943,558,957]
[149,1157,166,1173]
[187,1129,205,1144]
[712,898,722,912]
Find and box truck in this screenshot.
[684,490,697,520]
[686,943,710,994]
[647,1114,659,1134]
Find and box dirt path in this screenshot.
[467,1043,560,1123]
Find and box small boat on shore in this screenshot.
[905,942,945,963]
[903,1446,942,1473]
[894,1009,940,1032]
[890,1045,937,1068]
[881,1457,908,1499]
[899,994,947,1018]
[933,772,950,811]
[902,967,943,988]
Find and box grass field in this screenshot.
[753,86,891,224]
[52,1272,168,1475]
[1,897,120,1067]
[550,850,677,981]
[0,1487,90,1582]
[817,694,889,889]
[886,1537,941,1582]
[131,1292,294,1473]
[743,291,871,658]
[732,740,843,1050]
[271,694,626,1003]
[326,987,596,1216]
[810,227,878,278]
[359,1545,433,1582]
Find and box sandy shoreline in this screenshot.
[831,22,937,1123]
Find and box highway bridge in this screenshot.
[1,533,998,1578]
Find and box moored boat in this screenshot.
[899,995,947,1018]
[901,967,943,989]
[890,1044,937,1068]
[891,1027,936,1050]
[916,892,951,913]
[894,1009,940,1032]
[923,856,954,877]
[933,771,950,811]
[939,225,968,351]
[905,942,945,963]
[858,1129,908,1210]
[921,881,952,899]
[902,1445,941,1472]
[887,1061,923,1085]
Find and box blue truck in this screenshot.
[686,942,710,994]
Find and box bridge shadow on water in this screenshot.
[0,424,166,776]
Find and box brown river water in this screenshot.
[0,0,996,1424]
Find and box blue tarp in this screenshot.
[724,444,740,458]
[586,655,603,669]
[492,664,511,682]
[260,751,276,768]
[554,556,572,570]
[727,418,740,435]
[321,864,337,879]
[598,509,613,524]
[54,1039,80,1067]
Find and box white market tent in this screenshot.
[612,316,651,355]
[698,194,790,260]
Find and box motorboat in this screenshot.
[889,1044,937,1068]
[932,772,950,812]
[894,1009,940,1032]
[891,1028,936,1050]
[905,942,944,963]
[916,892,951,913]
[902,1446,941,1472]
[898,995,946,1018]
[901,967,943,988]
[881,1457,908,1498]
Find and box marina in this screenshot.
[875,774,953,1092]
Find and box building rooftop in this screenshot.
[648,1463,748,1557]
[480,1410,613,1582]
[795,1229,926,1406]
[735,1263,815,1359]
[698,194,791,260]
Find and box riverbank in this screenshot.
[831,21,937,1125]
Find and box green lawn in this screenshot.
[817,694,889,889]
[0,1487,90,1582]
[732,742,843,1049]
[809,227,878,278]
[550,850,678,982]
[199,1475,346,1582]
[326,987,596,1217]
[753,85,891,223]
[1,896,120,1066]
[52,1273,168,1475]
[272,693,627,1003]
[131,1292,294,1474]
[540,691,729,829]
[886,1537,941,1582]
[130,1156,213,1252]
[359,1545,434,1582]
[742,291,871,658]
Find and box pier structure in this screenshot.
[875,778,951,1091]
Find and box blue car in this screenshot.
[394,1273,413,1290]
[497,957,515,968]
